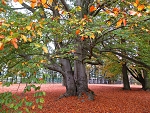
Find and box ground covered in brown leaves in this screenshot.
[0,84,150,113]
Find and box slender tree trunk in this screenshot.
[122,63,130,90]
[127,68,145,89]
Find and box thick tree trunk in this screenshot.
[122,63,130,90]
[60,59,77,96]
[62,76,66,86]
[59,58,94,100]
[74,60,94,100]
[74,44,95,100]
[143,70,150,91]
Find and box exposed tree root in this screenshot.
[78,89,95,101]
[57,89,95,101]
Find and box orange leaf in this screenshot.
[113,8,119,13]
[0,35,4,39]
[32,105,36,109]
[10,31,13,36]
[31,0,36,3]
[2,0,6,5]
[11,38,18,49]
[122,18,126,26]
[13,0,18,2]
[76,29,80,35]
[31,2,36,8]
[0,42,4,50]
[135,0,139,5]
[84,15,88,20]
[89,5,96,12]
[138,5,145,11]
[44,4,49,8]
[116,19,123,28]
[0,22,2,26]
[81,36,85,41]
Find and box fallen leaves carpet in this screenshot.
[0,84,150,113]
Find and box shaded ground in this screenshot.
[0,84,150,113]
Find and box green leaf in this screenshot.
[25,101,33,107]
[39,98,44,103]
[38,105,43,109]
[9,103,14,108]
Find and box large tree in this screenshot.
[0,0,150,101]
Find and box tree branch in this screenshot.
[60,0,70,11]
[110,51,150,70]
[43,63,65,76]
[21,2,35,13]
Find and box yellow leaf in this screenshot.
[41,0,46,4]
[133,2,138,7]
[138,5,145,11]
[48,0,53,5]
[147,6,150,9]
[37,30,42,36]
[40,60,46,63]
[3,23,10,27]
[42,46,48,53]
[32,32,36,37]
[40,24,44,28]
[21,35,27,42]
[55,6,59,10]
[90,34,95,39]
[107,21,111,26]
[116,19,123,28]
[26,26,31,30]
[18,0,23,4]
[28,38,32,42]
[34,43,41,47]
